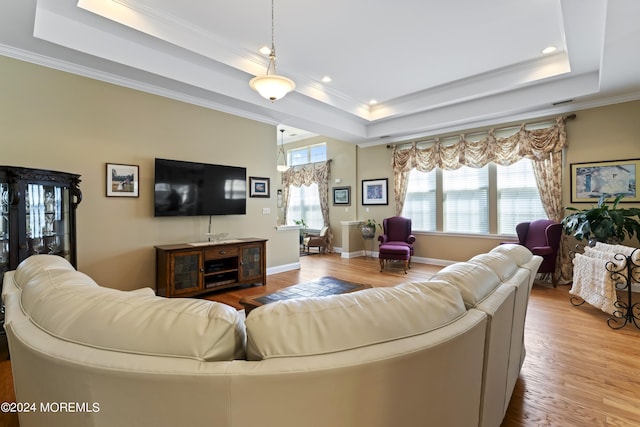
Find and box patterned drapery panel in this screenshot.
[391,115,572,281]
[281,160,333,251]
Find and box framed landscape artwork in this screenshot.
[362,178,388,205]
[570,158,640,203]
[249,176,270,198]
[333,186,351,205]
[106,163,139,197]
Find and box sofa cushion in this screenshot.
[431,262,501,308]
[18,256,245,361]
[468,252,518,281]
[245,280,466,360]
[490,244,534,266]
[13,254,75,290]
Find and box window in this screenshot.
[443,166,489,233]
[496,159,547,234]
[286,143,327,229]
[402,159,545,235]
[287,183,323,229]
[401,169,436,231]
[289,143,326,166]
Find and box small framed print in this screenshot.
[362,178,388,205]
[333,186,351,205]
[249,176,270,198]
[106,163,139,197]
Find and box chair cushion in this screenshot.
[16,255,246,362]
[245,281,466,360]
[379,244,410,256]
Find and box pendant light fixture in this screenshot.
[249,0,295,102]
[276,128,289,172]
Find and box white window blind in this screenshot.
[443,166,489,233]
[496,159,547,234]
[287,183,323,229]
[401,169,436,231]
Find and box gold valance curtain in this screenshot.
[281,160,333,251]
[391,115,572,282]
[391,115,569,216]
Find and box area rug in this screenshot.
[252,276,368,305]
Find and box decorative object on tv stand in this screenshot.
[249,177,270,198]
[249,0,295,102]
[362,178,388,205]
[106,163,139,197]
[276,128,289,172]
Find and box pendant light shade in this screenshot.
[276,128,289,172]
[250,0,295,102]
[250,72,295,102]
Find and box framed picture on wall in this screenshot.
[362,178,388,205]
[106,163,139,197]
[570,158,640,203]
[332,186,351,205]
[249,176,270,198]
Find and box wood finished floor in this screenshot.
[1,253,639,426]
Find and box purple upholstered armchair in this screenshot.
[515,219,563,286]
[378,216,416,273]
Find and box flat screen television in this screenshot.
[154,158,246,216]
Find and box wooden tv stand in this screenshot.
[155,238,267,298]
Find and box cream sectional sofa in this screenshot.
[2,245,540,427]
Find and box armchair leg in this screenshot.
[379,259,385,272]
[403,260,408,274]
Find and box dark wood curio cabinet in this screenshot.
[0,166,82,274]
[0,166,82,357]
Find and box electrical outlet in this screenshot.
[262,207,270,215]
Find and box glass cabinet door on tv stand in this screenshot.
[0,166,82,278]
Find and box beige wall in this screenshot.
[354,101,640,262]
[562,101,640,209]
[0,56,298,290]
[3,55,639,286]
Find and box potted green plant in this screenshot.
[562,194,640,246]
[361,219,381,240]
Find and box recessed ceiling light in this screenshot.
[542,46,557,54]
[259,46,271,55]
[369,99,378,105]
[321,76,332,83]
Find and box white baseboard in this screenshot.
[267,262,300,275]
[266,255,456,275]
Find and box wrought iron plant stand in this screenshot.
[604,248,640,329]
